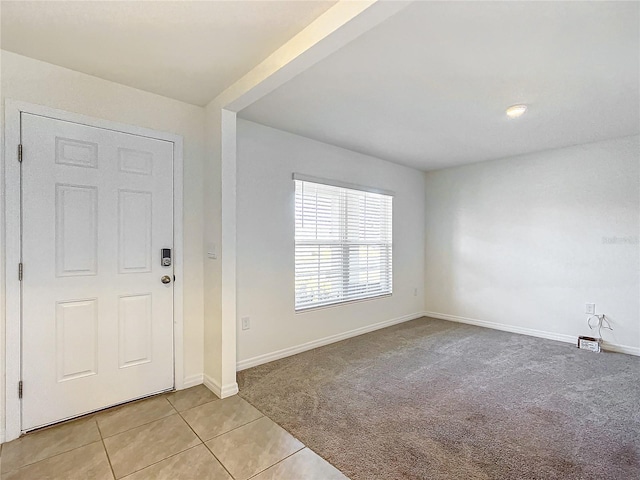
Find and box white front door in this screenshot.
[21,113,175,431]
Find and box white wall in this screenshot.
[202,105,224,388]
[202,103,238,397]
[0,51,206,439]
[424,135,640,353]
[236,120,425,367]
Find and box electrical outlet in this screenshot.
[241,316,250,330]
[585,303,596,315]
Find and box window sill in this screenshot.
[295,293,392,314]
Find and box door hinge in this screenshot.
[18,144,23,163]
[18,263,23,281]
[18,381,23,399]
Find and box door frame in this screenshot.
[3,99,185,441]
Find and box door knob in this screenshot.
[161,275,172,284]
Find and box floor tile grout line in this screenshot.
[4,392,343,480]
[194,412,306,480]
[236,393,265,416]
[0,417,103,474]
[101,412,203,479]
[176,405,260,480]
[96,419,118,480]
[99,411,177,440]
[71,391,173,432]
[176,408,236,480]
[99,407,196,478]
[245,445,306,480]
[14,394,170,442]
[116,443,204,479]
[95,416,105,441]
[5,389,315,480]
[178,401,265,443]
[234,395,303,444]
[237,395,348,477]
[0,390,204,477]
[165,384,222,407]
[175,397,222,415]
[202,440,237,480]
[202,414,265,443]
[175,408,206,443]
[99,405,179,440]
[0,439,106,476]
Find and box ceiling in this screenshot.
[0,0,336,106]
[239,1,640,171]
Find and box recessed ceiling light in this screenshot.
[506,104,527,118]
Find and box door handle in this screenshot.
[161,275,172,284]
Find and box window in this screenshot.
[294,175,393,311]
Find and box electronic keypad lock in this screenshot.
[161,248,172,267]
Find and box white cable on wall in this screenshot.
[587,314,612,341]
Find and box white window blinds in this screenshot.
[294,177,393,311]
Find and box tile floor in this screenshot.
[0,385,348,480]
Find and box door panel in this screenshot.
[56,299,98,381]
[21,113,174,430]
[55,184,98,276]
[118,293,153,368]
[119,190,153,273]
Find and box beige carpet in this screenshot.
[238,317,640,480]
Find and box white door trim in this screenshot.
[3,99,185,442]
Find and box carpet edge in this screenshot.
[424,310,640,356]
[236,311,427,371]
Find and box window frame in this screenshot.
[293,173,394,312]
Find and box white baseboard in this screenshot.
[237,311,425,371]
[424,311,577,344]
[181,374,204,389]
[203,373,239,398]
[424,311,640,356]
[601,342,640,356]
